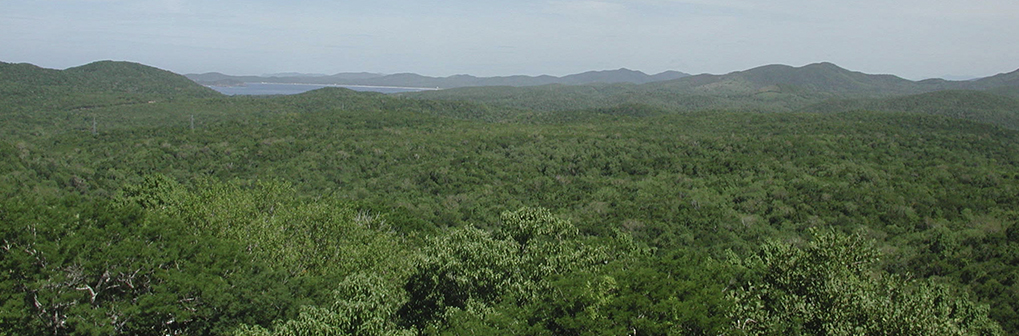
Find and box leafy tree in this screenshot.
[399,207,609,332]
[235,273,415,336]
[525,247,731,336]
[0,193,293,335]
[727,229,1002,335]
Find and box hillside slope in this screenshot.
[803,90,1019,129]
[1,60,220,102]
[64,61,220,98]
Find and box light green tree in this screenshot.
[400,207,608,332]
[727,229,1003,336]
[234,273,415,336]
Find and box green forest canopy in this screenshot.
[2,61,1019,335]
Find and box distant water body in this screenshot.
[208,83,436,95]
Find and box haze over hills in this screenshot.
[574,62,1014,97]
[656,62,928,95]
[6,59,1019,130]
[186,68,692,89]
[186,62,1019,94]
[403,62,1019,120]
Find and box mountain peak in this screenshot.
[69,60,155,73]
[65,61,219,97]
[1,60,219,98]
[804,62,843,69]
[657,61,919,95]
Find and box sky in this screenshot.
[2,0,1018,80]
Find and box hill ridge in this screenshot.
[1,60,220,100]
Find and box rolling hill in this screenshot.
[642,63,1019,96]
[642,62,923,96]
[803,90,1019,129]
[0,62,74,86]
[403,63,1019,124]
[1,60,219,100]
[64,61,222,98]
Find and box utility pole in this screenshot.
[91,116,97,136]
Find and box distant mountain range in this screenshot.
[643,62,1019,96]
[185,68,692,89]
[400,62,1019,128]
[6,59,1019,129]
[186,63,1019,98]
[7,60,1018,103]
[406,62,1019,107]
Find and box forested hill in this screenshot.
[972,69,1019,98]
[403,63,1019,128]
[1,60,220,101]
[406,63,1019,103]
[62,61,220,97]
[3,61,1019,335]
[612,62,1019,96]
[970,68,1019,90]
[647,62,924,96]
[186,68,691,88]
[804,90,1019,129]
[0,62,71,85]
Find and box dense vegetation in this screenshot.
[805,90,1019,129]
[3,61,1019,335]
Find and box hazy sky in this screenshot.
[2,0,1018,79]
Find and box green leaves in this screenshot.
[727,229,1003,335]
[0,191,295,335]
[500,207,578,247]
[238,273,415,336]
[121,175,413,282]
[6,69,1019,335]
[397,207,613,331]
